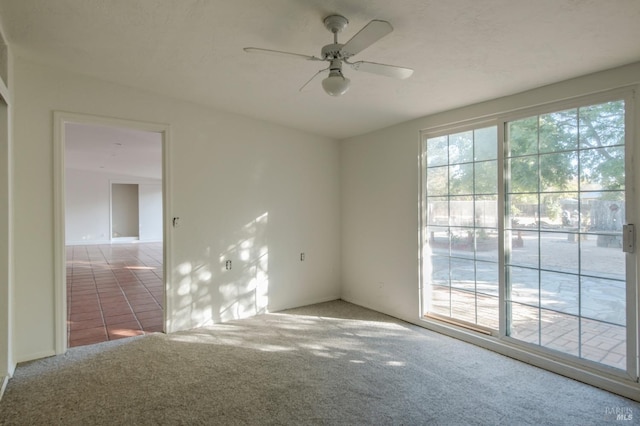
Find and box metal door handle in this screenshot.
[623,224,635,253]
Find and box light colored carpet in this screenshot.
[0,300,637,425]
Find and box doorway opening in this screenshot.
[109,182,164,243]
[111,183,140,241]
[54,113,170,352]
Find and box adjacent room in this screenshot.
[65,122,165,347]
[0,0,639,423]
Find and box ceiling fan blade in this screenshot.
[243,47,322,61]
[348,60,414,79]
[341,20,393,57]
[299,67,329,92]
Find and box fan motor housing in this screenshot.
[321,43,347,60]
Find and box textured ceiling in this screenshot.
[1,0,640,139]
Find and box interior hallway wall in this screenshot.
[65,169,161,245]
[12,56,341,362]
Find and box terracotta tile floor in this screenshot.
[66,242,164,348]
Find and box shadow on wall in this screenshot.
[172,212,269,330]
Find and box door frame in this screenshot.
[0,86,12,392]
[53,111,171,354]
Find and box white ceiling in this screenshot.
[65,123,162,179]
[1,0,640,139]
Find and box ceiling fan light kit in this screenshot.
[322,72,351,96]
[322,59,351,96]
[244,14,413,97]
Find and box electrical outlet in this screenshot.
[172,217,180,228]
[225,260,232,270]
[300,252,305,261]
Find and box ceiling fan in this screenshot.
[244,14,414,96]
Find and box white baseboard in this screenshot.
[66,238,163,246]
[65,239,111,246]
[111,237,139,242]
[15,350,55,364]
[268,294,340,314]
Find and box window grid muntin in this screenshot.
[505,99,627,368]
[425,125,498,329]
[421,90,635,379]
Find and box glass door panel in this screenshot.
[423,126,499,330]
[505,99,629,371]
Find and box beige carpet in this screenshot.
[0,300,637,425]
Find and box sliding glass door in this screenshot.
[421,91,637,378]
[423,125,499,330]
[505,99,630,371]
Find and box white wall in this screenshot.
[65,169,110,244]
[13,57,341,362]
[340,62,640,324]
[65,169,162,244]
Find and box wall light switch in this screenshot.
[300,252,305,261]
[172,217,180,228]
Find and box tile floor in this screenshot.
[67,242,164,348]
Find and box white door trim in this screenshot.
[53,111,171,354]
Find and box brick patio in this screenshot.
[429,286,627,370]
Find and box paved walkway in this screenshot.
[426,225,628,371]
[429,287,626,370]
